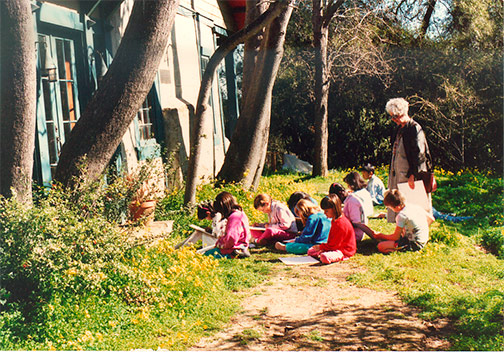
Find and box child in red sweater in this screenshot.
[307,194,356,264]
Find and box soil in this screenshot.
[190,257,453,351]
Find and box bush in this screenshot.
[0,196,125,303]
[480,228,504,258]
[0,175,274,350]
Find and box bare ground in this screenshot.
[190,258,453,351]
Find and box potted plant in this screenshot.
[128,182,157,223]
[126,164,164,224]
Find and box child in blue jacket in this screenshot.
[275,199,331,254]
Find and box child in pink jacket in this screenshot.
[204,192,251,259]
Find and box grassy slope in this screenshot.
[1,169,502,350]
[189,168,503,350]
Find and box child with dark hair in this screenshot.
[251,193,298,245]
[307,194,356,264]
[342,172,374,242]
[197,201,226,239]
[205,192,251,259]
[274,199,331,254]
[373,189,434,253]
[287,191,318,230]
[329,182,347,202]
[360,163,385,205]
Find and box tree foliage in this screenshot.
[270,0,502,171]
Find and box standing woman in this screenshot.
[385,98,433,223]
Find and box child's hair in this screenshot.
[343,171,368,191]
[383,189,405,208]
[254,193,272,209]
[360,163,375,174]
[197,201,215,220]
[214,191,242,218]
[294,199,321,225]
[320,194,343,218]
[329,182,345,195]
[287,191,311,211]
[328,182,347,202]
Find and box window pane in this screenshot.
[60,81,70,121]
[56,39,65,79]
[64,123,72,140]
[46,122,58,164]
[42,80,53,122]
[64,41,73,80]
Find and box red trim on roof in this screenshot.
[227,0,246,30]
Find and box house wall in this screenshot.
[108,0,229,184]
[31,0,233,189]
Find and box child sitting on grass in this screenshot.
[286,191,318,230]
[307,194,356,264]
[197,201,226,238]
[274,199,331,254]
[373,189,434,253]
[360,163,386,205]
[251,193,298,245]
[342,172,374,242]
[204,192,251,259]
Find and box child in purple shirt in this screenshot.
[251,193,298,245]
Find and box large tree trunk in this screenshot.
[0,0,37,203]
[184,1,290,205]
[54,0,179,187]
[217,0,294,188]
[312,0,344,177]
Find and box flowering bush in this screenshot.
[0,194,126,302]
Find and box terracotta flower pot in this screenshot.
[129,200,156,223]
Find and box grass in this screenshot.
[234,328,264,345]
[304,329,325,342]
[1,167,502,350]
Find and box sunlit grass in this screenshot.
[1,169,502,350]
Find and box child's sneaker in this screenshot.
[233,247,251,258]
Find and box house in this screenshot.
[32,0,245,189]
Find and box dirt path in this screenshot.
[190,260,453,351]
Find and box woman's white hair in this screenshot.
[385,98,409,116]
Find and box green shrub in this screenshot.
[0,196,125,303]
[479,228,504,258]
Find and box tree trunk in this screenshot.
[54,0,179,188]
[241,0,269,102]
[420,0,437,39]
[217,0,294,188]
[184,1,290,205]
[312,0,344,177]
[312,0,330,177]
[0,0,37,203]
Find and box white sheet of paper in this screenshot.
[279,256,320,265]
[397,181,430,212]
[189,224,211,235]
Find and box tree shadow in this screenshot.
[217,302,453,351]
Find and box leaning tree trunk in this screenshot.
[54,0,179,187]
[184,1,291,205]
[217,0,294,189]
[312,0,344,177]
[240,0,269,102]
[0,0,37,203]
